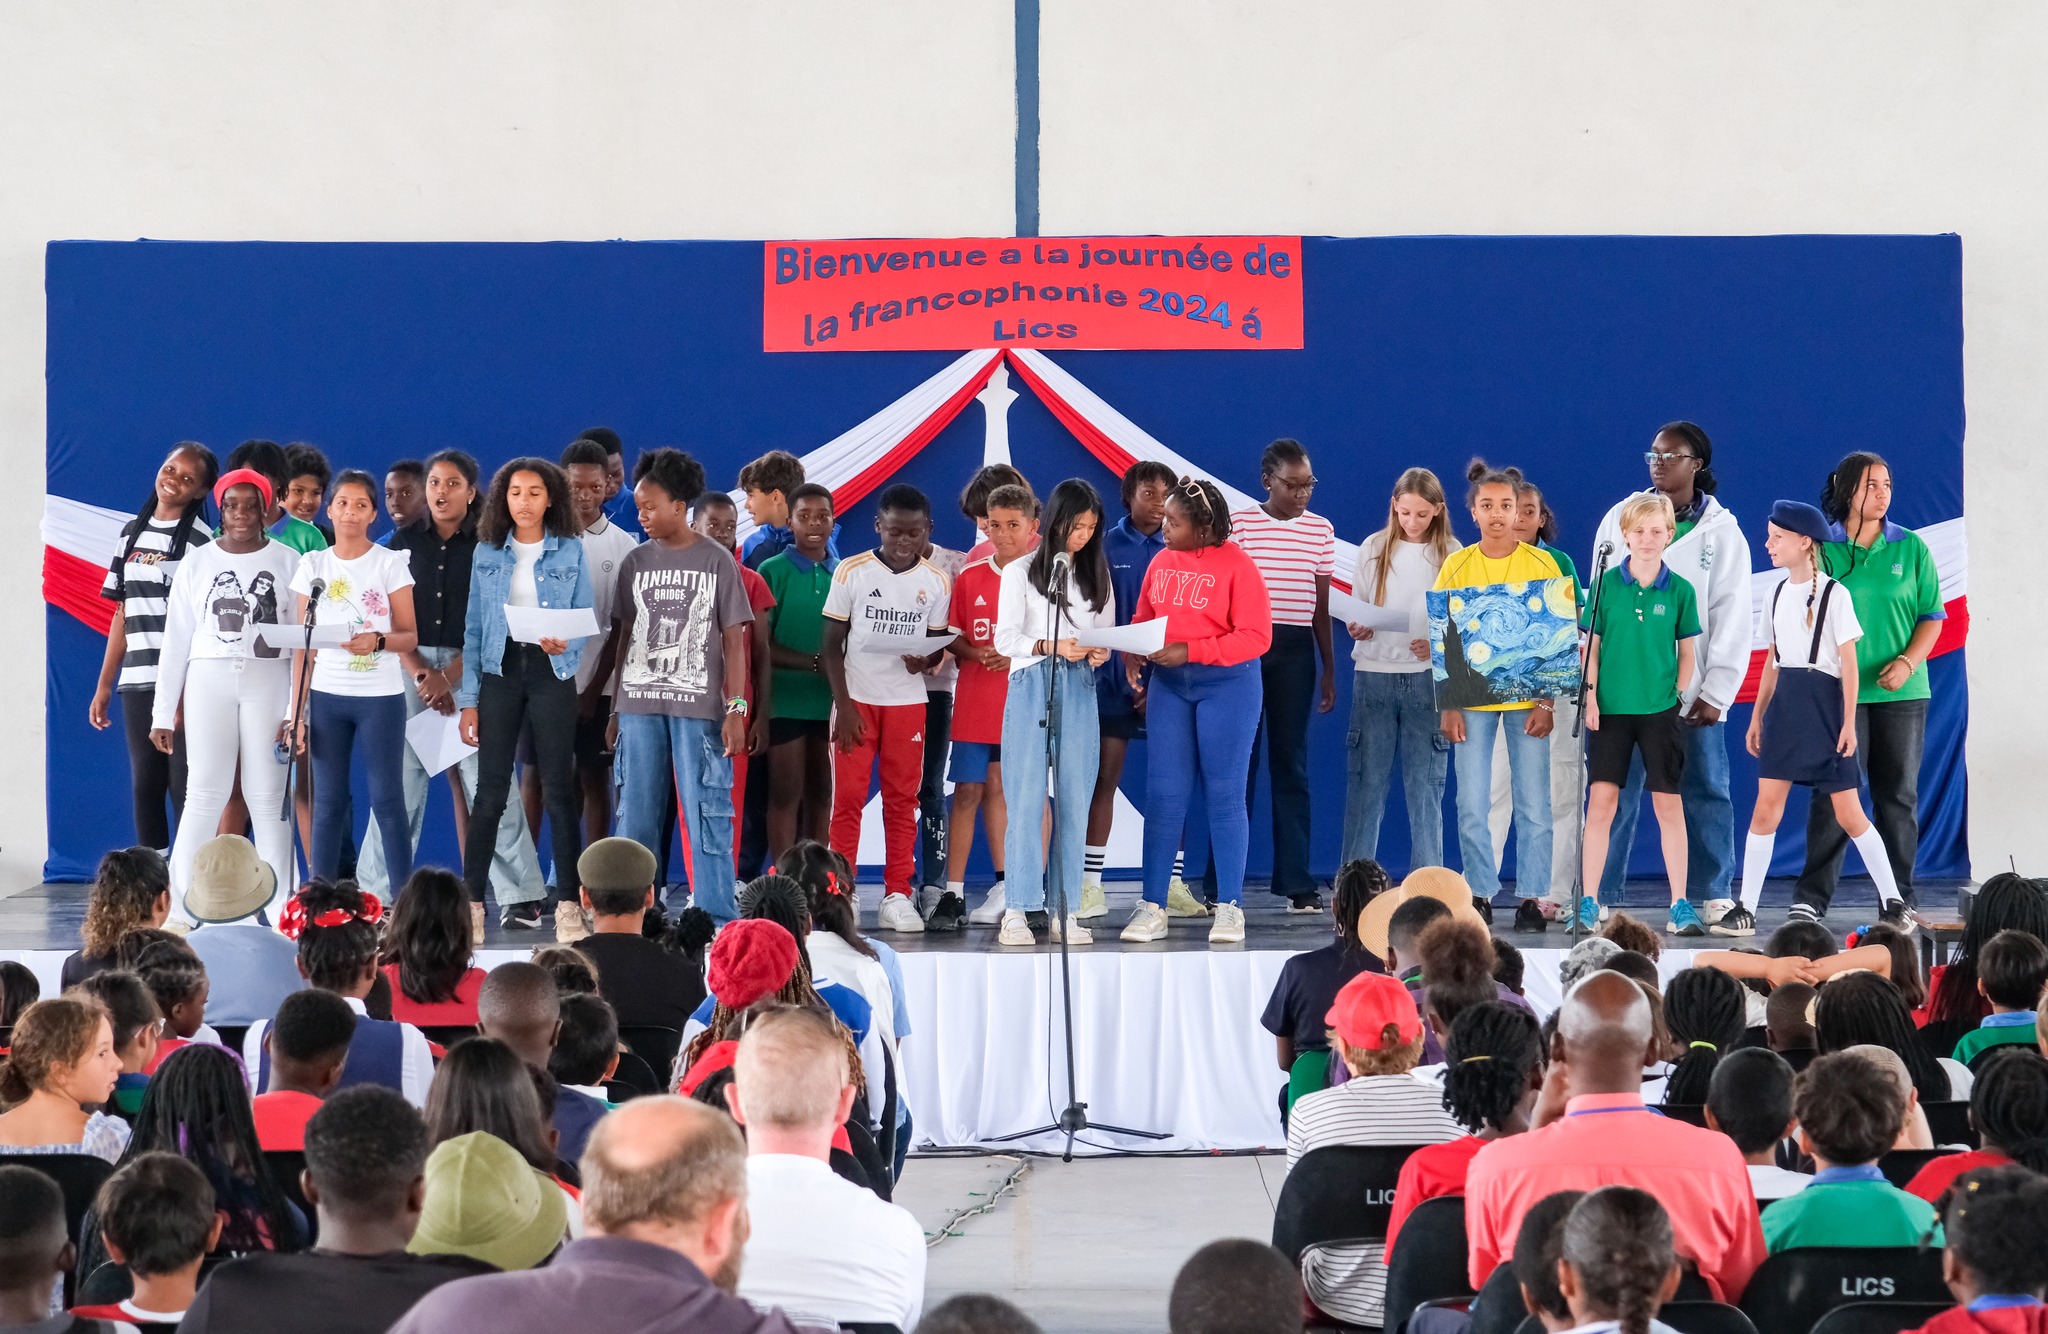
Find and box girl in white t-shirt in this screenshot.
[151,468,300,916]
[287,469,419,888]
[1734,500,1904,927]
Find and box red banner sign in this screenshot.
[763,236,1303,352]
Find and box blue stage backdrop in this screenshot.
[45,237,1967,887]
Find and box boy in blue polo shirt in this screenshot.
[1954,930,2048,1067]
[1579,492,1702,936]
[1762,1051,1941,1252]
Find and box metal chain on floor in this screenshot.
[924,1155,1030,1249]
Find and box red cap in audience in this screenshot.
[706,919,799,1009]
[1325,971,1423,1050]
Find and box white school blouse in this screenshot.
[991,555,1116,671]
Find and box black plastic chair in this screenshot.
[839,1325,903,1334]
[211,1024,250,1057]
[1384,1196,1472,1334]
[1739,1247,1950,1334]
[77,1261,129,1305]
[264,1149,316,1244]
[1472,1262,1537,1334]
[1879,1148,1957,1190]
[605,1048,663,1100]
[1660,1102,1711,1128]
[1921,1100,1979,1148]
[418,1024,478,1050]
[1809,1300,1957,1334]
[1271,1144,1420,1266]
[1658,1302,1761,1334]
[618,1024,683,1086]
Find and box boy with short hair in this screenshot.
[691,491,778,883]
[929,482,1038,931]
[1761,1050,1941,1252]
[1511,1189,1588,1333]
[1704,1047,1811,1199]
[282,442,335,547]
[0,1167,109,1331]
[227,439,326,555]
[548,992,621,1106]
[758,483,840,860]
[1954,929,2048,1066]
[253,988,358,1151]
[381,460,427,541]
[1765,981,1820,1072]
[823,484,952,932]
[740,450,834,569]
[574,836,706,1031]
[1580,491,1703,937]
[72,1152,223,1329]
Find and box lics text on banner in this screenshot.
[762,236,1304,352]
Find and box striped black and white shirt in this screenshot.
[102,516,210,692]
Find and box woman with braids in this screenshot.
[1905,1048,2048,1201]
[61,847,172,987]
[1262,859,1390,1098]
[1122,475,1272,946]
[1658,965,1747,1105]
[1911,1165,2048,1333]
[1816,969,1952,1103]
[378,867,487,1026]
[1386,1000,1542,1254]
[1556,1187,1684,1334]
[90,441,220,851]
[240,879,434,1106]
[1924,873,2048,1056]
[1794,451,1947,920]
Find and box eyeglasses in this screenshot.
[1645,451,1697,465]
[1271,474,1318,493]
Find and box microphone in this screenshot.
[1050,551,1070,578]
[303,579,326,627]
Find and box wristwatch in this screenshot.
[726,697,750,716]
[374,632,387,653]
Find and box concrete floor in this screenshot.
[895,1151,1284,1334]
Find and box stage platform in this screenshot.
[0,879,1968,1154]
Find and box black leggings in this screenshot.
[120,686,186,850]
[466,641,582,903]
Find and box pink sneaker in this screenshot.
[1534,899,1563,922]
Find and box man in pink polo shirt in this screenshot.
[1464,970,1764,1302]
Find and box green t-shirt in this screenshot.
[1587,561,1701,715]
[1952,1018,2040,1067]
[1761,1177,1941,1253]
[1540,541,1584,606]
[759,550,837,721]
[1820,527,1942,703]
[269,515,330,555]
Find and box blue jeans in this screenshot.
[1342,669,1447,871]
[1142,662,1262,907]
[1000,659,1099,913]
[1452,709,1550,900]
[617,713,737,923]
[309,690,411,888]
[1595,717,1735,905]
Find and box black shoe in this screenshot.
[926,892,967,932]
[1514,899,1547,934]
[1287,892,1325,915]
[1025,910,1049,935]
[1879,900,1916,935]
[1472,895,1496,926]
[500,902,544,930]
[1787,902,1825,924]
[1709,905,1757,937]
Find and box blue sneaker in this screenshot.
[1667,900,1705,937]
[1577,897,1599,932]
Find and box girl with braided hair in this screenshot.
[1913,1165,2048,1333]
[1557,1186,1683,1334]
[1262,859,1391,1088]
[1906,1048,2048,1202]
[674,916,867,1112]
[1659,965,1748,1105]
[133,939,210,1073]
[1816,969,1952,1103]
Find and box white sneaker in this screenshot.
[997,910,1034,947]
[1209,902,1247,945]
[878,895,926,933]
[470,902,486,947]
[1165,878,1211,917]
[1078,882,1108,920]
[968,882,1008,925]
[554,901,591,944]
[1702,898,1736,927]
[1121,901,1170,943]
[1050,914,1093,945]
[1598,905,1612,923]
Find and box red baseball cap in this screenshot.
[1325,971,1424,1050]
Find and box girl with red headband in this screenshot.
[150,467,302,923]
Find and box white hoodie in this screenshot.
[1590,491,1754,714]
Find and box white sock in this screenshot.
[1084,845,1107,890]
[1851,827,1904,905]
[946,880,965,898]
[1171,852,1185,880]
[1739,831,1775,912]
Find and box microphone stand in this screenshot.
[990,556,1168,1161]
[278,584,322,879]
[1567,543,1614,939]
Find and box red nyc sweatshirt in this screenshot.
[1133,542,1273,667]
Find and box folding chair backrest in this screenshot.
[1271,1144,1421,1265]
[1808,1301,1958,1334]
[1878,1148,1957,1190]
[1384,1195,1472,1334]
[1739,1247,1949,1334]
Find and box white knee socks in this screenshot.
[1739,831,1774,912]
[1739,827,1901,911]
[1851,827,1904,905]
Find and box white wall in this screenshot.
[4,1,2038,882]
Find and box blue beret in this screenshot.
[1768,500,1830,544]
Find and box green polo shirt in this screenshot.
[759,549,837,721]
[1586,560,1700,715]
[1821,525,1943,703]
[1952,1014,2040,1067]
[269,514,329,554]
[1761,1172,1941,1252]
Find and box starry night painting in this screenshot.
[1426,577,1583,709]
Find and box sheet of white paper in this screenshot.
[503,604,603,644]
[250,622,350,651]
[1329,589,1414,632]
[405,708,476,778]
[857,632,957,657]
[1072,620,1168,656]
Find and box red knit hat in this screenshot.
[1326,971,1424,1050]
[706,919,799,1009]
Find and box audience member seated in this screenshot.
[1465,970,1763,1302]
[69,1152,221,1330]
[1599,956,1674,1104]
[72,972,159,1116]
[1167,1238,1302,1334]
[1659,966,1747,1106]
[1923,873,2048,1057]
[242,881,433,1106]
[378,869,487,1028]
[1907,1048,2048,1202]
[1388,1000,1544,1252]
[1953,930,2048,1067]
[1415,917,1531,1058]
[1262,859,1390,1090]
[1764,981,1819,1073]
[1761,1049,1940,1252]
[424,1037,581,1205]
[1847,1043,1939,1149]
[549,994,620,1107]
[183,1087,497,1334]
[477,963,606,1164]
[1817,968,1956,1103]
[1557,936,1622,993]
[250,990,355,1152]
[1704,1048,1810,1200]
[0,1166,124,1333]
[133,941,208,1074]
[1860,921,1928,1016]
[1907,1165,2048,1334]
[0,961,39,1041]
[1599,911,1662,961]
[180,836,303,1029]
[62,848,172,989]
[0,997,129,1162]
[1287,970,1462,1328]
[1502,1188,1586,1334]
[726,1005,925,1330]
[1492,937,1525,998]
[529,946,599,997]
[785,843,912,1051]
[918,1293,1044,1334]
[390,1098,815,1334]
[1553,1187,1685,1334]
[572,838,706,1031]
[405,1130,568,1274]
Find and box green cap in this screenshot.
[407,1132,568,1272]
[578,836,659,894]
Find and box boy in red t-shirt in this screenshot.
[251,989,355,1152]
[927,484,1040,931]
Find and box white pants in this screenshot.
[169,658,293,924]
[1488,695,1584,903]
